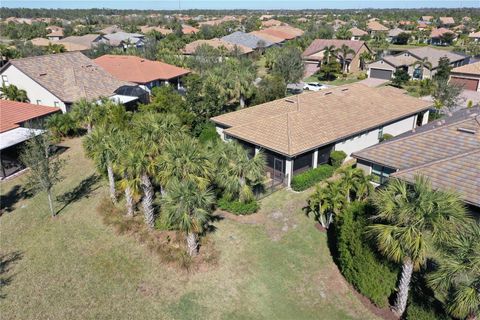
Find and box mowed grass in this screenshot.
[0,137,378,320]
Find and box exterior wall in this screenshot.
[367,60,395,78]
[215,125,226,141]
[384,115,416,136]
[1,65,67,112]
[334,129,380,160]
[350,45,370,73]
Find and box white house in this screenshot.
[211,84,431,187]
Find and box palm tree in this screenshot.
[322,45,336,64]
[157,135,213,191]
[161,179,214,256]
[215,141,266,203]
[116,146,143,218]
[337,166,373,203]
[413,57,433,79]
[428,223,480,320]
[336,26,353,40]
[0,84,29,102]
[70,98,100,134]
[336,44,355,73]
[307,185,330,228]
[321,180,347,228]
[359,51,373,70]
[368,176,469,317]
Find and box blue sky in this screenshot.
[2,0,479,9]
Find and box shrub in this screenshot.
[330,150,347,168]
[336,202,398,307]
[217,196,259,215]
[198,122,219,144]
[357,72,367,80]
[291,164,335,191]
[405,302,449,320]
[379,133,394,142]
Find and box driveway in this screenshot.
[459,90,480,108]
[358,78,390,87]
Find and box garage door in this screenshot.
[370,68,393,80]
[450,76,479,91]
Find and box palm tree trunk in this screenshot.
[107,165,117,204]
[319,213,326,228]
[239,94,245,108]
[47,190,55,217]
[186,232,198,256]
[140,173,155,228]
[125,185,134,217]
[393,258,414,317]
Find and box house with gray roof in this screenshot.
[368,47,468,80]
[353,107,480,209]
[0,52,146,112]
[103,32,145,48]
[221,31,274,50]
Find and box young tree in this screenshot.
[271,47,305,84]
[433,57,452,83]
[368,176,469,317]
[0,84,29,102]
[20,132,64,217]
[433,81,463,112]
[440,32,456,45]
[391,69,410,87]
[316,59,341,81]
[161,179,214,256]
[395,32,411,45]
[428,223,480,320]
[253,75,286,105]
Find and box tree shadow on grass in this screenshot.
[0,185,34,216]
[56,174,101,215]
[0,251,23,299]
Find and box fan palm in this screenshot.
[70,98,101,134]
[0,84,29,102]
[428,223,480,320]
[322,45,336,64]
[337,166,373,203]
[161,179,215,256]
[368,176,469,317]
[321,180,347,228]
[215,141,266,203]
[336,26,353,40]
[413,57,433,79]
[336,44,355,73]
[307,185,330,228]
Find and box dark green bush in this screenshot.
[217,197,259,215]
[330,150,347,168]
[336,202,398,308]
[405,302,449,320]
[291,164,335,191]
[198,122,219,144]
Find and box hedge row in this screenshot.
[335,202,399,308]
[217,197,259,215]
[290,164,335,191]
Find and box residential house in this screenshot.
[368,47,468,80]
[349,27,368,41]
[469,31,480,42]
[46,26,64,41]
[261,19,283,28]
[99,25,124,34]
[0,100,60,179]
[94,55,190,92]
[57,34,108,51]
[353,107,480,210]
[449,61,480,91]
[429,28,457,46]
[251,25,304,45]
[181,25,199,34]
[221,31,274,50]
[420,16,434,22]
[181,38,253,56]
[103,32,145,49]
[331,19,347,31]
[439,17,455,27]
[0,52,144,112]
[366,21,389,35]
[211,84,431,186]
[249,31,285,45]
[302,39,372,77]
[140,25,173,35]
[387,28,410,43]
[418,21,429,31]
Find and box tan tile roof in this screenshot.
[30,37,52,47]
[451,61,480,76]
[268,25,304,38]
[182,38,253,55]
[249,30,285,43]
[58,34,103,51]
[349,27,368,37]
[392,149,480,206]
[8,52,133,103]
[303,39,368,61]
[430,27,455,38]
[46,26,64,37]
[439,17,455,25]
[261,19,284,27]
[211,84,431,156]
[367,21,389,32]
[139,25,173,35]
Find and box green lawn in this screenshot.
[0,138,378,320]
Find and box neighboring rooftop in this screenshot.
[439,17,455,25]
[182,38,253,55]
[388,28,408,37]
[430,27,455,38]
[249,30,285,44]
[99,25,124,34]
[46,26,64,37]
[221,31,274,49]
[4,52,133,103]
[58,34,104,51]
[349,27,368,37]
[94,55,190,83]
[354,107,480,207]
[0,99,60,133]
[367,21,389,32]
[261,19,283,27]
[407,47,465,68]
[451,61,480,75]
[211,83,431,157]
[303,39,368,60]
[103,32,144,46]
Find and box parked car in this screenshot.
[303,82,327,91]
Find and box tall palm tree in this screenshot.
[336,44,355,73]
[215,141,266,203]
[322,45,337,64]
[368,176,469,317]
[0,84,29,102]
[161,179,214,256]
[428,223,480,320]
[413,57,433,79]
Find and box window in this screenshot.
[378,127,384,140]
[1,75,8,85]
[371,164,395,184]
[36,100,42,105]
[54,101,60,107]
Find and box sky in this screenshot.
[2,0,479,10]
